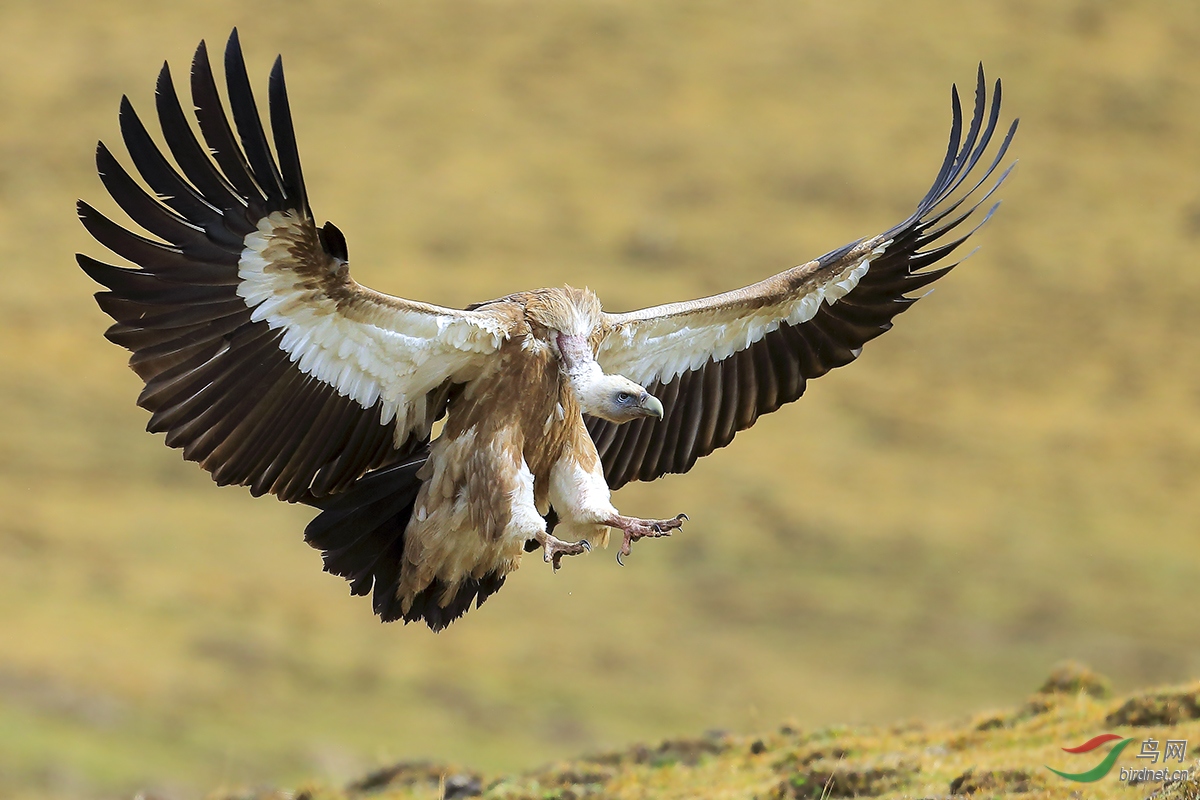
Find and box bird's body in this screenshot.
[389,286,623,616]
[79,31,1016,630]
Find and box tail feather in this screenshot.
[303,454,509,631]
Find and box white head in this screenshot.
[575,371,664,424]
[556,332,664,424]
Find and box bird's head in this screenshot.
[576,373,664,424]
[555,331,665,424]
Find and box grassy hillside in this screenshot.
[214,667,1200,800]
[2,1,1200,798]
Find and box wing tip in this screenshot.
[192,37,211,73]
[226,27,242,57]
[76,252,122,287]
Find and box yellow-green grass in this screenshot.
[2,1,1200,797]
[212,669,1200,800]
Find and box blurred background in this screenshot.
[2,0,1199,797]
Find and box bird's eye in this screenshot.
[616,391,632,404]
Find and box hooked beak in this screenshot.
[640,393,664,421]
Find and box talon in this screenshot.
[676,513,688,522]
[536,533,591,570]
[617,538,633,566]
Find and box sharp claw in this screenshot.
[616,550,625,567]
[582,540,592,553]
[676,513,689,522]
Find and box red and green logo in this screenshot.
[1046,734,1134,782]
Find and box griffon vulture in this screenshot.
[78,31,1017,630]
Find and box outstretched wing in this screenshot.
[592,66,1017,490]
[78,30,511,502]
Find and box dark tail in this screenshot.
[302,453,508,632]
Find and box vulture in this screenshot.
[78,31,1017,631]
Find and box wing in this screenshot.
[78,30,511,502]
[591,66,1017,490]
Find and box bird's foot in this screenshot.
[533,530,591,571]
[609,513,688,565]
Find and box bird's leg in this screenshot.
[531,529,591,571]
[606,513,688,565]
